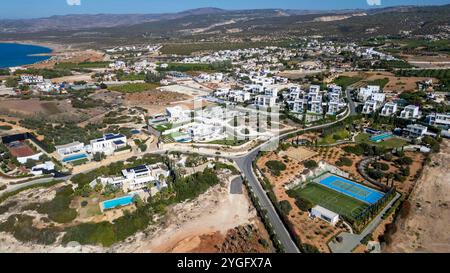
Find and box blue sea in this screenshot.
[0,43,53,68]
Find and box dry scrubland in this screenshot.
[386,140,450,253]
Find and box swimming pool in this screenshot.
[317,175,384,204]
[63,153,88,163]
[370,133,393,142]
[101,195,134,211]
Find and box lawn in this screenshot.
[365,78,390,89]
[108,83,160,93]
[291,183,368,221]
[333,76,363,89]
[356,133,407,149]
[318,129,350,145]
[153,123,173,132]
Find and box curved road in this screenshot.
[1,92,356,254]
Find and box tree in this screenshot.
[139,143,147,152]
[94,182,103,193]
[5,77,19,88]
[81,184,93,197]
[93,152,105,162]
[279,200,292,215]
[133,195,145,208]
[303,160,318,169]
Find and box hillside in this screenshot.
[0,5,449,46]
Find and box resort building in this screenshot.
[20,75,44,84]
[403,124,431,139]
[288,99,307,113]
[426,113,450,128]
[362,100,379,114]
[400,105,421,120]
[380,102,398,117]
[371,93,386,104]
[357,85,380,102]
[165,106,191,123]
[255,95,277,107]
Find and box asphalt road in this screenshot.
[235,150,301,253]
[1,92,357,253]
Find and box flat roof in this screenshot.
[312,205,339,218]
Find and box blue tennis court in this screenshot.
[317,175,383,204]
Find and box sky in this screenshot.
[1,0,449,19]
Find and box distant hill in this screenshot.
[1,5,449,45]
[0,8,227,33]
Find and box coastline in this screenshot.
[0,40,75,68]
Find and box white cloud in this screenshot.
[367,0,381,6]
[66,0,81,6]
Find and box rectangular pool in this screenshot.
[317,175,384,204]
[101,195,134,211]
[63,153,88,163]
[370,133,393,142]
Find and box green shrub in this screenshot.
[265,161,287,176]
[303,160,318,169]
[336,157,353,167]
[279,200,292,215]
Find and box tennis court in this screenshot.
[316,174,383,204]
[292,183,368,221]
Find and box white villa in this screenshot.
[95,164,170,195]
[362,100,379,114]
[426,113,450,127]
[358,85,381,102]
[87,133,127,156]
[400,105,421,120]
[255,95,277,107]
[380,102,398,117]
[55,141,85,158]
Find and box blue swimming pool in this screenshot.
[370,133,393,142]
[318,175,384,204]
[63,153,88,163]
[101,195,134,210]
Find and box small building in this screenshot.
[310,205,339,226]
[31,161,55,176]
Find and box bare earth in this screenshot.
[386,140,450,253]
[114,177,255,253]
